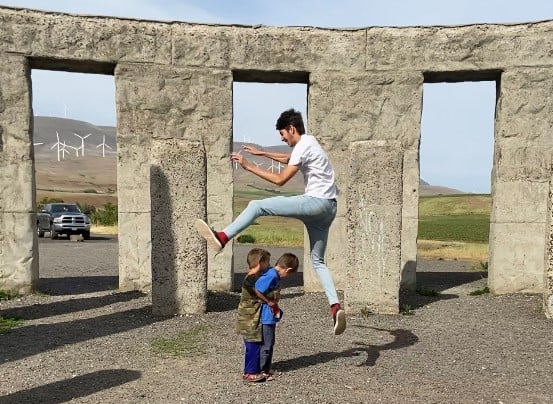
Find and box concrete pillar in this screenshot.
[544,171,553,318]
[0,54,38,295]
[308,71,422,296]
[489,69,553,293]
[115,64,154,292]
[150,139,207,315]
[346,140,403,314]
[115,63,233,293]
[400,149,420,291]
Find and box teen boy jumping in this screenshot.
[196,108,346,335]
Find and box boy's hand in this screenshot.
[270,304,281,318]
[242,145,264,156]
[231,152,250,169]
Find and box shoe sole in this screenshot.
[333,309,346,335]
[194,219,223,253]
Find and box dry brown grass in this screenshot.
[417,239,488,262]
[91,225,118,235]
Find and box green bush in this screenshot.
[237,234,256,244]
[77,203,96,216]
[37,197,64,211]
[90,202,118,226]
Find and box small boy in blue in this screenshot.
[254,252,299,380]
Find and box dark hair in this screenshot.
[275,253,299,273]
[275,109,305,135]
[247,248,271,269]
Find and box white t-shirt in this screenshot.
[289,134,338,199]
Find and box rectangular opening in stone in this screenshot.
[30,68,118,295]
[418,80,496,287]
[231,80,307,289]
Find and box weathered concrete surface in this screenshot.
[346,141,403,314]
[489,69,553,294]
[306,71,422,294]
[0,5,552,314]
[0,53,37,294]
[544,170,553,318]
[150,139,207,315]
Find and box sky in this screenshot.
[5,0,553,193]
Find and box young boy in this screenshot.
[254,252,299,380]
[196,109,346,335]
[236,248,271,383]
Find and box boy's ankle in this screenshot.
[330,303,341,317]
[216,231,229,246]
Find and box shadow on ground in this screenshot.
[0,369,141,404]
[273,327,418,370]
[39,276,119,295]
[400,270,488,310]
[0,305,158,363]
[0,291,146,320]
[416,270,488,292]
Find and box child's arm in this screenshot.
[274,288,281,303]
[254,288,276,307]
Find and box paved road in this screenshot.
[38,235,475,296]
[37,235,305,294]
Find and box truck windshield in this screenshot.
[51,205,81,213]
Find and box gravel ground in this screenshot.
[1,236,552,403]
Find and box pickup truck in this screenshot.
[37,203,91,240]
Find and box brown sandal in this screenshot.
[261,370,278,381]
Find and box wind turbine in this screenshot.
[96,134,112,158]
[60,141,71,160]
[64,143,79,157]
[277,162,284,173]
[73,132,91,157]
[254,161,264,168]
[50,131,62,162]
[269,161,277,173]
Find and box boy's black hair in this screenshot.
[247,248,271,269]
[275,109,305,135]
[275,253,300,273]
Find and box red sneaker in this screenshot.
[194,219,226,252]
[331,304,346,335]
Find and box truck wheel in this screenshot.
[82,231,90,240]
[37,222,45,238]
[50,223,59,240]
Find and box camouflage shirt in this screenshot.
[236,273,263,342]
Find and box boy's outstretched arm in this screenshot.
[231,152,299,186]
[242,145,290,164]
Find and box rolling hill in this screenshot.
[32,116,463,206]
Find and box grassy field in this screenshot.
[90,189,491,262]
[233,186,304,247]
[418,194,490,261]
[233,190,492,261]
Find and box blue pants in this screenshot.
[223,195,339,305]
[260,324,276,373]
[243,340,261,374]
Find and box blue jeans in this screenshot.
[260,324,276,373]
[224,195,339,305]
